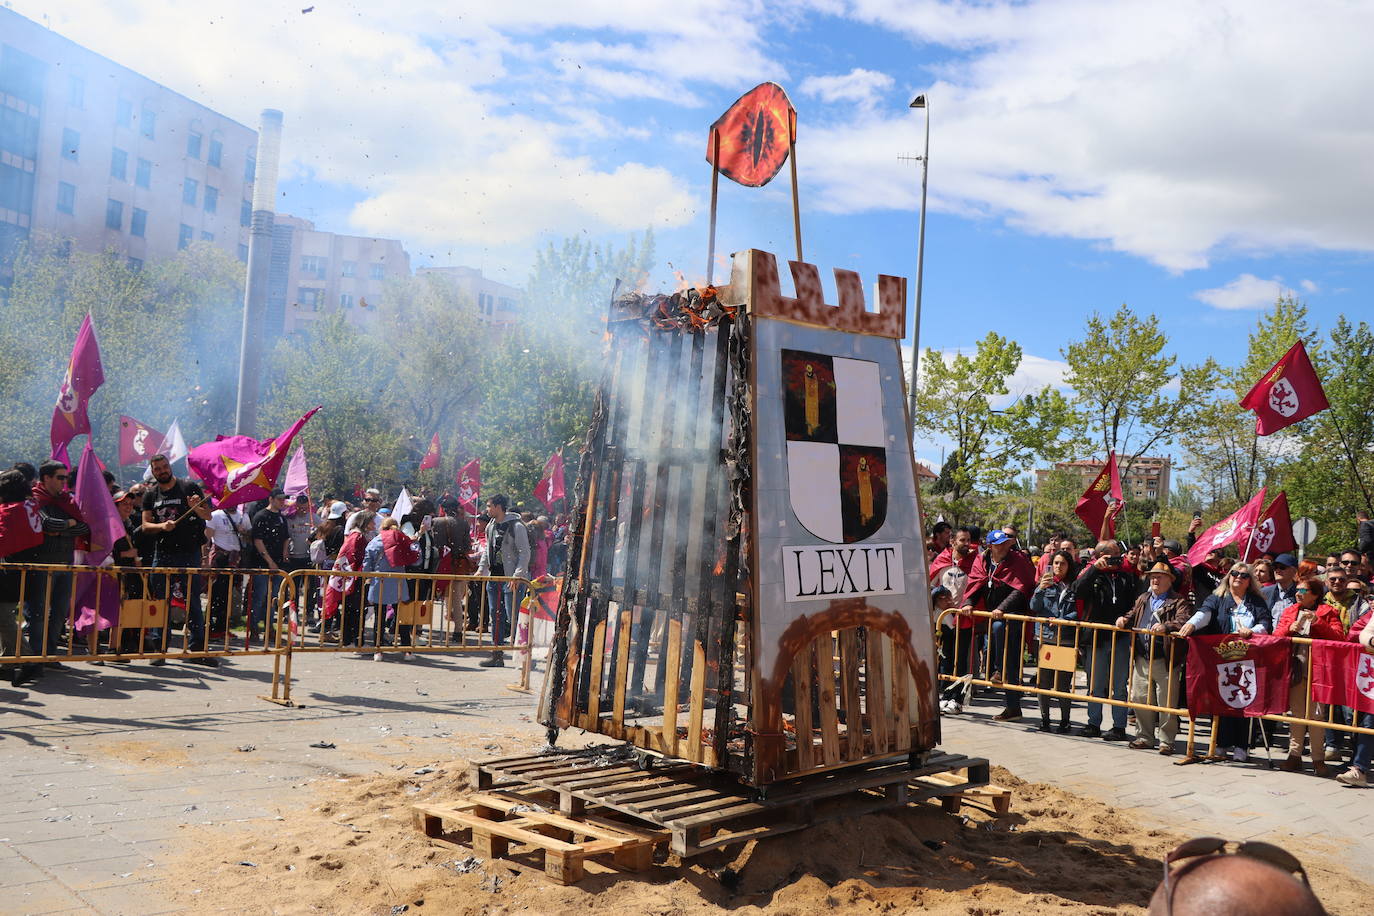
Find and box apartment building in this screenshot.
[272,214,411,335]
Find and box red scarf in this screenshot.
[965,548,1037,608]
[31,481,86,526]
[381,528,420,567]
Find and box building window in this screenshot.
[67,76,85,108]
[111,148,128,181]
[127,257,143,271]
[135,158,152,189]
[187,131,202,159]
[369,264,384,280]
[178,223,193,250]
[240,199,251,227]
[244,156,255,183]
[116,98,133,128]
[131,207,147,237]
[182,178,197,206]
[237,243,248,262]
[204,186,218,213]
[140,107,157,140]
[301,255,328,279]
[56,182,75,215]
[208,138,223,168]
[341,260,356,278]
[61,127,80,161]
[340,293,354,309]
[298,287,324,309]
[105,198,123,231]
[200,230,214,242]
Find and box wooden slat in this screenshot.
[586,620,607,725]
[612,607,632,727]
[662,618,683,757]
[620,786,724,810]
[439,810,582,853]
[865,631,890,755]
[686,640,707,764]
[813,636,841,767]
[838,629,865,760]
[890,644,912,752]
[665,798,766,829]
[653,793,762,822]
[790,644,814,772]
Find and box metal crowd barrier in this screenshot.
[0,561,537,707]
[934,608,1374,761]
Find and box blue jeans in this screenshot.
[989,618,1025,712]
[22,569,72,655]
[484,581,526,647]
[251,572,284,631]
[149,550,204,650]
[1085,632,1130,729]
[1353,712,1374,773]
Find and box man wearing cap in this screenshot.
[1118,560,1191,753]
[1262,553,1299,616]
[246,489,290,642]
[962,529,1037,721]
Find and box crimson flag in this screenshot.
[533,450,565,508]
[1074,452,1123,540]
[456,459,480,515]
[1242,491,1296,561]
[1185,634,1291,717]
[1311,640,1374,715]
[50,313,106,466]
[0,498,43,559]
[419,433,441,471]
[1239,340,1329,435]
[706,81,796,188]
[1186,488,1266,567]
[118,415,165,467]
[187,407,321,509]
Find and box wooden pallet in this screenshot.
[470,747,990,857]
[413,790,669,884]
[917,770,1013,816]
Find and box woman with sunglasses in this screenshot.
[1273,576,1344,775]
[1179,561,1273,761]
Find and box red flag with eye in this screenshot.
[706,81,796,188]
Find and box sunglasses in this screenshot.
[1230,571,1251,579]
[1340,559,1359,566]
[1162,837,1312,916]
[1295,588,1310,594]
[53,474,69,481]
[364,498,380,503]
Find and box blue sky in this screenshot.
[23,1,1374,466]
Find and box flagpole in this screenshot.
[1326,414,1374,512]
[706,129,721,286]
[788,111,803,263]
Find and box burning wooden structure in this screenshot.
[540,248,937,787]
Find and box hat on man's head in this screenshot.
[379,508,392,516]
[985,530,1011,546]
[1273,552,1298,569]
[1161,539,1183,554]
[112,489,131,503]
[328,502,348,519]
[1145,560,1176,579]
[270,488,287,498]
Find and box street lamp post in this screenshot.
[905,94,930,439]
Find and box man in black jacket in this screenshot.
[1076,539,1141,740]
[14,460,90,663]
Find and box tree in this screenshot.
[1062,304,1217,485]
[914,332,1084,522]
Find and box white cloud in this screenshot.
[1193,273,1284,310]
[1300,279,1320,294]
[800,68,895,111]
[807,0,1374,270]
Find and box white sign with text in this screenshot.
[782,543,906,603]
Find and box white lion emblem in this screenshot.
[1268,378,1299,418]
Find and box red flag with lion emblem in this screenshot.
[1311,641,1374,715]
[1239,340,1329,435]
[1242,491,1296,561]
[1185,634,1290,717]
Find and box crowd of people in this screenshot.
[926,516,1374,789]
[0,453,572,685]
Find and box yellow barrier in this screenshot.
[934,608,1374,763]
[0,561,539,707]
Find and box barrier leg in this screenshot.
[507,595,533,694]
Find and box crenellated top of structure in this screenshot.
[721,249,908,339]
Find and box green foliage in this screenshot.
[913,332,1085,523]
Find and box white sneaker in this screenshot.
[403,653,415,660]
[372,652,383,661]
[950,703,963,715]
[1336,767,1369,788]
[1232,747,1249,763]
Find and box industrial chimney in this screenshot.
[233,109,284,436]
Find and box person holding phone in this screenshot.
[1075,540,1141,740]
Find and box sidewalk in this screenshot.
[1,654,1367,914]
